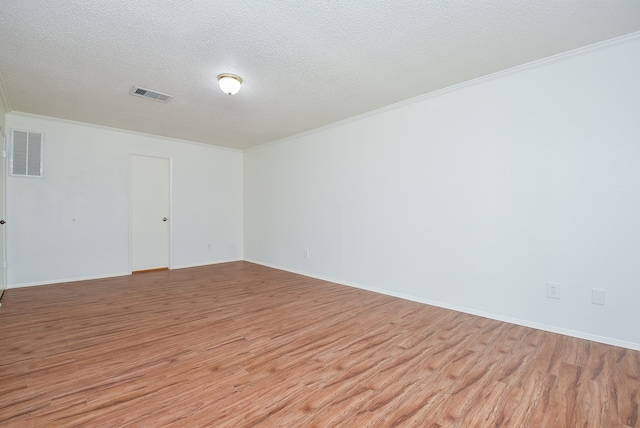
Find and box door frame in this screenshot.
[128,153,173,273]
[0,126,6,296]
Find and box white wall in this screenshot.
[0,77,7,132]
[244,34,640,349]
[0,100,6,134]
[6,113,243,287]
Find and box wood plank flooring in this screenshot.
[1,261,638,427]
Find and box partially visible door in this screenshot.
[130,155,170,272]
[0,128,6,295]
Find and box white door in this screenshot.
[130,155,170,272]
[0,128,6,295]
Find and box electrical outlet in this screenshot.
[304,249,310,259]
[207,243,212,250]
[547,282,560,299]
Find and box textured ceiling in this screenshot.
[1,1,639,150]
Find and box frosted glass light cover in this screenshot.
[218,75,242,95]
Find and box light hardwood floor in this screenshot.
[1,262,638,427]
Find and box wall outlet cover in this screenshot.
[547,282,560,299]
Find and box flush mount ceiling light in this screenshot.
[217,73,243,95]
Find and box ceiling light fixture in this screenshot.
[217,73,242,95]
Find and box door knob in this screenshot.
[0,220,5,224]
[163,217,168,222]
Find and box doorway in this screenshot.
[130,154,171,272]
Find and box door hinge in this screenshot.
[3,261,6,268]
[2,150,6,158]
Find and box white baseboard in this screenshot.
[8,272,132,289]
[171,259,242,270]
[9,260,244,288]
[244,259,640,352]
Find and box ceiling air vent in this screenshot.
[129,86,173,102]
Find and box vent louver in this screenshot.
[129,86,173,102]
[11,130,43,177]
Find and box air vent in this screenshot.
[129,86,173,102]
[11,129,43,177]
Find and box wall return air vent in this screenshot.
[11,129,43,177]
[129,86,173,102]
